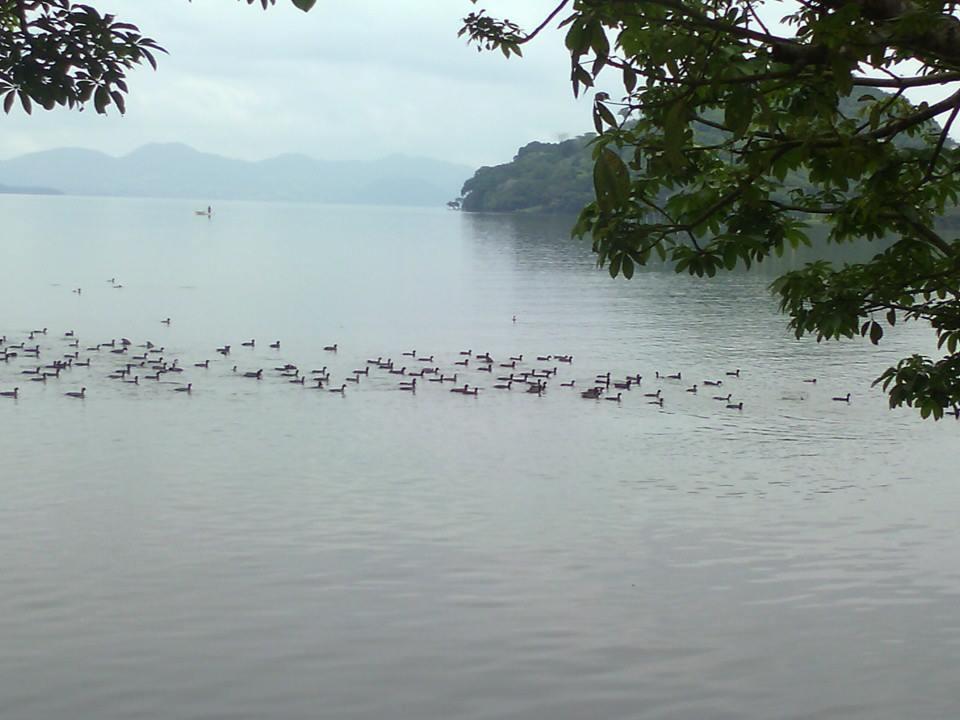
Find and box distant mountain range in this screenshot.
[0,143,472,207]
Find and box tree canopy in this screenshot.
[463,0,960,419]
[0,0,314,115]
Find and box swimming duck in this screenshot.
[832,393,851,402]
[65,388,86,398]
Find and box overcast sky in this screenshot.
[3,1,955,169]
[0,1,598,169]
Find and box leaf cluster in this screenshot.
[0,0,312,115]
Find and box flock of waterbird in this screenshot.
[0,319,869,412]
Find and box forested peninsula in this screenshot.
[459,134,595,214]
[458,90,953,218]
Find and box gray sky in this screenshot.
[0,1,595,168]
[3,1,954,168]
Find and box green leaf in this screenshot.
[662,102,686,171]
[593,148,630,211]
[722,243,738,270]
[609,253,622,277]
[565,21,587,53]
[724,84,753,138]
[291,0,316,10]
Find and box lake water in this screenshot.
[1,195,958,720]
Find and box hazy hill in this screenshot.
[0,143,471,207]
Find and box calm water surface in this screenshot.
[1,196,958,720]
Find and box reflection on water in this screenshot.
[0,196,958,720]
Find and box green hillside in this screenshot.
[459,90,953,217]
[459,135,596,214]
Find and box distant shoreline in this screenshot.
[0,184,62,196]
